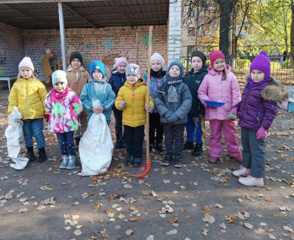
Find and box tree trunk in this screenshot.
[290,0,294,67]
[219,0,235,65]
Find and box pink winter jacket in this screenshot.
[198,65,241,120]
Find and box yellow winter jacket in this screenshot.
[115,78,154,127]
[8,78,47,120]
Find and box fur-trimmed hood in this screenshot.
[244,74,288,102]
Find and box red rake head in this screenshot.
[130,155,151,178]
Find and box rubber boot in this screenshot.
[60,155,69,169]
[67,155,76,169]
[26,147,36,162]
[184,141,194,150]
[38,147,47,162]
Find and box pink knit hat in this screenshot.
[209,50,225,67]
[114,57,128,69]
[19,57,34,72]
[150,52,164,67]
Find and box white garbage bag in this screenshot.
[5,106,29,170]
[79,104,114,176]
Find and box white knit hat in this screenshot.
[150,52,164,67]
[52,70,68,85]
[19,57,34,72]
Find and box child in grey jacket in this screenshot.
[154,60,192,167]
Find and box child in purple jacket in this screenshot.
[230,51,288,187]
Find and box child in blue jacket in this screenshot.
[109,57,128,148]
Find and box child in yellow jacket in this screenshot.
[115,64,154,167]
[8,57,48,162]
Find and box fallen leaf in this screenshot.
[74,230,82,236]
[244,222,254,229]
[125,229,133,236]
[219,222,227,229]
[202,228,209,236]
[167,217,178,224]
[265,198,272,202]
[129,217,138,222]
[283,226,293,233]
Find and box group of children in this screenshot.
[8,49,287,187]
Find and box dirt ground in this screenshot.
[0,88,293,240]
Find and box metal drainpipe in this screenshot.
[58,1,67,71]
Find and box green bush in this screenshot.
[270,62,281,69]
[236,58,250,69]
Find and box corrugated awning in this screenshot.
[0,0,169,29]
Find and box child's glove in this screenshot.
[119,101,127,109]
[168,114,179,123]
[256,126,267,139]
[228,107,238,119]
[44,113,50,122]
[145,105,153,113]
[164,111,173,119]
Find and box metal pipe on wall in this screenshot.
[58,0,67,71]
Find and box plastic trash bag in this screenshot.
[5,106,29,170]
[79,100,114,176]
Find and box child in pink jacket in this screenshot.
[198,50,242,163]
[45,70,83,169]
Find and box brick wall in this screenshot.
[0,22,24,76]
[21,25,167,81]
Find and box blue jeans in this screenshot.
[185,114,205,144]
[22,118,45,148]
[241,127,266,178]
[56,132,75,156]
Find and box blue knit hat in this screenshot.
[167,60,184,77]
[89,61,105,78]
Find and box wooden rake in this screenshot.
[131,26,153,178]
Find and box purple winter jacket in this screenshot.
[235,76,288,131]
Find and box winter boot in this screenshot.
[26,147,36,162]
[75,137,80,150]
[208,156,218,164]
[192,143,203,156]
[133,157,142,167]
[115,140,122,149]
[162,154,172,166]
[174,155,183,168]
[238,175,264,187]
[156,143,164,152]
[60,155,69,169]
[184,141,194,150]
[126,155,134,166]
[232,166,250,177]
[67,155,76,169]
[149,143,155,152]
[38,148,47,162]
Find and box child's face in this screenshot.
[92,69,103,80]
[151,60,162,72]
[191,56,203,72]
[127,74,138,85]
[251,70,265,83]
[20,67,33,79]
[213,58,225,72]
[169,65,180,78]
[71,58,82,70]
[117,63,127,74]
[54,82,66,93]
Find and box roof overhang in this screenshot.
[0,0,169,29]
